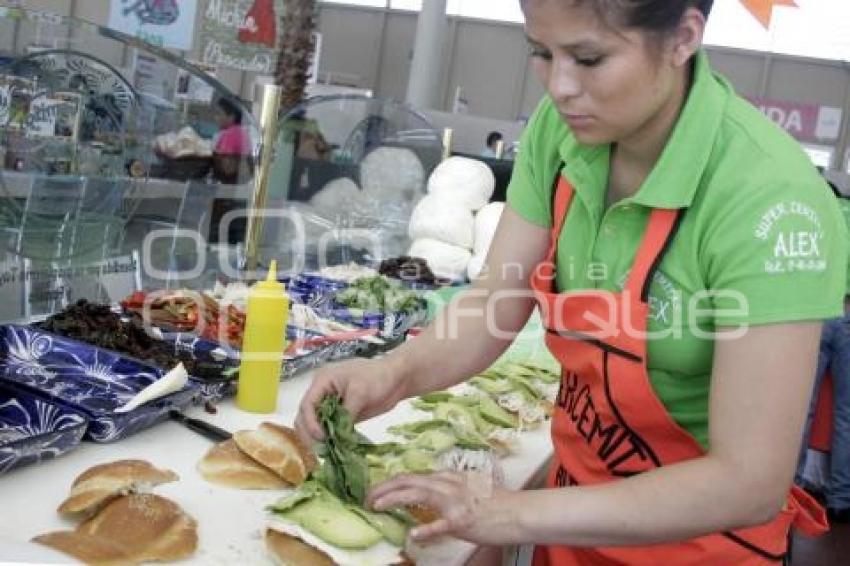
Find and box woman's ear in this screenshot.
[670,6,707,67]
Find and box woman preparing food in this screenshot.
[297,0,848,563]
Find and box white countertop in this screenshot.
[0,366,554,565]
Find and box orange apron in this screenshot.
[530,174,827,565]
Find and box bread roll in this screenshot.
[33,531,134,566]
[198,439,290,490]
[265,528,335,566]
[58,459,179,517]
[78,494,197,563]
[233,423,317,485]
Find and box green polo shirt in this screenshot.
[508,51,847,449]
[838,197,850,292]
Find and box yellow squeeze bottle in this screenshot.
[236,260,289,413]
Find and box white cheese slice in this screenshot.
[266,517,405,566]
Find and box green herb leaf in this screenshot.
[316,395,372,505]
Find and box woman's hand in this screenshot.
[367,472,522,545]
[295,357,409,443]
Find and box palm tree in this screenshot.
[274,0,318,112]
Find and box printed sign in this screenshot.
[747,96,843,143]
[108,0,198,51]
[200,0,285,73]
[0,76,35,132]
[133,51,178,100]
[175,61,217,103]
[25,92,81,139]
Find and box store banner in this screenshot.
[108,0,198,51]
[747,96,843,143]
[200,0,285,74]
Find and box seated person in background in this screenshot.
[480,130,503,158]
[798,179,850,523]
[212,97,252,183]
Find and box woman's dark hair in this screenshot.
[603,0,713,32]
[530,0,713,33]
[217,97,243,125]
[486,131,503,146]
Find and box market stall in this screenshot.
[0,344,555,565]
[0,7,548,565]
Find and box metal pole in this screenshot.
[495,140,505,160]
[244,84,283,273]
[441,127,453,161]
[405,0,448,109]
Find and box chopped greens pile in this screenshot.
[314,395,372,505]
[335,276,422,314]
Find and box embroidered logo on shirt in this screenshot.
[754,201,827,274]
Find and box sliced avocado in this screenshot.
[450,395,480,407]
[369,464,389,486]
[434,403,477,431]
[410,398,437,412]
[512,363,560,384]
[402,448,438,473]
[384,455,407,477]
[366,453,385,466]
[411,429,456,453]
[387,419,452,438]
[479,395,520,428]
[506,375,544,400]
[452,426,492,450]
[368,442,404,456]
[282,496,384,550]
[347,506,408,547]
[268,480,320,513]
[478,368,508,380]
[470,376,514,396]
[419,391,454,404]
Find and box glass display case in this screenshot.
[256,94,443,274]
[0,7,445,319]
[0,7,260,314]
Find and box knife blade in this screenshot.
[169,410,232,442]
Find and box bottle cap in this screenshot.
[253,260,285,293]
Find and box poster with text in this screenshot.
[175,61,217,103]
[108,0,198,51]
[134,52,178,100]
[25,92,80,139]
[0,76,35,132]
[200,0,285,74]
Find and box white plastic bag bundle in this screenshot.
[467,254,487,280]
[309,178,364,213]
[408,194,474,250]
[473,202,505,256]
[427,156,495,212]
[361,147,426,203]
[409,238,472,281]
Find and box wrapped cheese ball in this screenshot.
[427,156,495,212]
[473,202,505,256]
[409,238,472,282]
[408,194,474,250]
